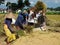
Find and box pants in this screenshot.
[15,20,24,30]
[4,24,16,43]
[5,18,13,33]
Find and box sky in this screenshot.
[0,0,60,9]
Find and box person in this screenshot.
[28,10,34,20]
[23,10,28,25]
[36,10,42,18]
[38,10,46,31]
[28,9,35,25]
[4,24,19,45]
[4,9,19,45]
[4,9,16,33]
[15,11,24,30]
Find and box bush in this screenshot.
[16,30,25,36]
[24,25,34,34]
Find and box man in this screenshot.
[38,11,46,31]
[4,9,19,45]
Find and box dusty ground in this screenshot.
[0,36,6,45]
[11,31,60,45]
[0,29,60,45]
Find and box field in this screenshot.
[47,15,60,21]
[0,14,60,45]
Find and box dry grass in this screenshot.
[46,15,60,21]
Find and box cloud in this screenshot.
[0,4,7,9]
[5,0,17,3]
[54,0,60,3]
[42,0,60,8]
[55,0,58,3]
[30,1,34,4]
[43,0,60,3]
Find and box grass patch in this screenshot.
[46,20,60,27]
[46,15,60,27]
[46,15,60,21]
[16,30,25,36]
[24,25,34,34]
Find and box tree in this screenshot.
[6,0,31,11]
[35,1,47,12]
[17,0,30,10]
[10,3,18,12]
[54,7,60,11]
[6,2,18,12]
[24,0,30,7]
[17,0,24,9]
[0,0,5,4]
[6,2,11,9]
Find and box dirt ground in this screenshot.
[12,31,60,45]
[0,31,60,45]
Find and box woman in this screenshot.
[38,11,46,31]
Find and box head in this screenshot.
[43,12,45,16]
[7,9,12,13]
[40,10,45,16]
[23,10,27,14]
[18,10,22,13]
[39,10,42,14]
[29,7,36,12]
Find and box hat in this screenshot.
[18,10,22,13]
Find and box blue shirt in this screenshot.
[15,13,24,26]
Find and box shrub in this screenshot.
[24,25,34,34]
[16,30,25,36]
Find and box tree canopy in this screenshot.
[6,0,30,11]
[0,0,5,4]
[24,0,30,6]
[17,0,30,9]
[35,1,47,12]
[6,2,17,12]
[17,0,24,9]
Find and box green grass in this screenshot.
[46,11,60,15]
[16,30,25,36]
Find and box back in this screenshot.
[38,14,45,24]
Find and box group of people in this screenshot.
[3,8,46,45]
